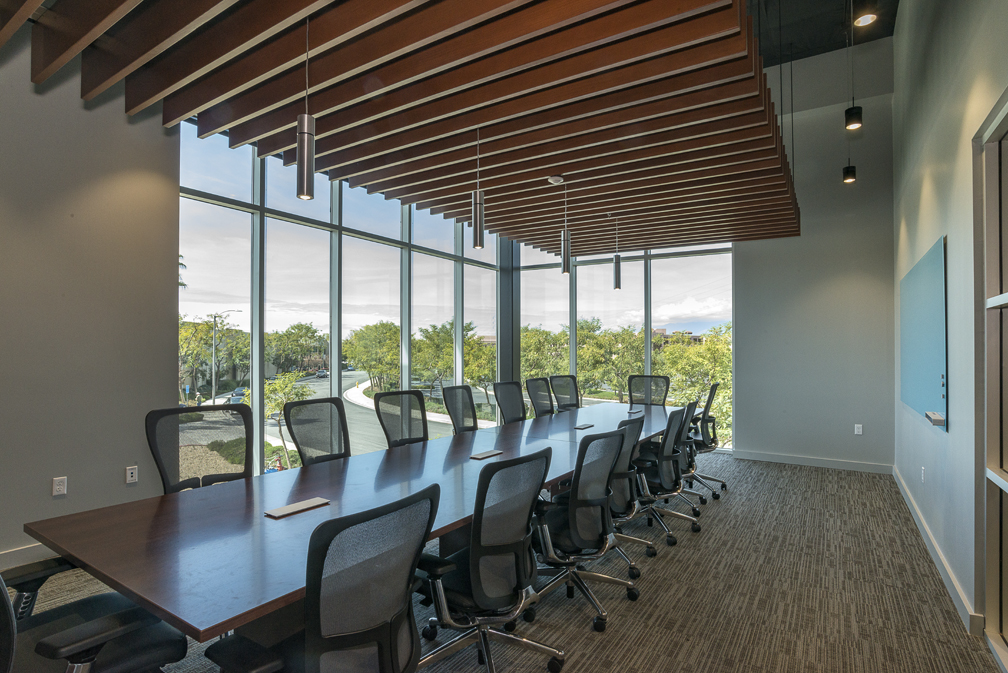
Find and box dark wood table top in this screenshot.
[24,402,676,642]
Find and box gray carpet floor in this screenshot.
[14,455,1000,672]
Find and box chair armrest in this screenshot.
[2,556,75,591]
[201,472,245,488]
[34,607,157,661]
[205,634,283,673]
[534,499,563,517]
[417,553,456,579]
[172,476,202,492]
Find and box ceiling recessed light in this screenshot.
[854,1,878,27]
[854,12,877,27]
[547,175,564,185]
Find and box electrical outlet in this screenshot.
[126,466,138,484]
[921,467,925,484]
[854,424,863,436]
[52,476,67,496]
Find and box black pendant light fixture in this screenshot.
[611,214,621,290]
[561,183,571,274]
[844,2,862,131]
[296,17,314,201]
[471,127,484,249]
[843,163,857,183]
[854,0,878,26]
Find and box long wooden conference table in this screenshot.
[25,402,675,643]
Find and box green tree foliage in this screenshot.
[520,325,568,380]
[267,322,326,373]
[241,372,312,469]
[178,254,187,288]
[464,325,497,405]
[343,321,401,391]
[178,315,210,402]
[412,320,454,396]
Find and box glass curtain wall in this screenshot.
[520,257,569,382]
[181,126,499,466]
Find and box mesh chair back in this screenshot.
[654,402,696,491]
[284,397,352,466]
[549,375,581,411]
[566,430,624,550]
[627,375,670,406]
[374,391,429,449]
[701,383,718,419]
[469,449,551,611]
[493,382,527,424]
[145,404,254,494]
[1,574,14,673]
[610,417,645,515]
[696,382,720,451]
[443,386,478,435]
[525,378,554,418]
[305,484,439,673]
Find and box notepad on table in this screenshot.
[574,423,594,430]
[265,497,330,519]
[470,450,503,460]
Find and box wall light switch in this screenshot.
[854,424,862,435]
[126,466,138,484]
[52,476,67,496]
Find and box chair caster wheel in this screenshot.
[478,649,485,665]
[691,522,702,533]
[422,625,437,641]
[566,585,575,599]
[666,534,677,546]
[626,587,640,601]
[721,483,728,491]
[698,496,707,505]
[645,545,657,557]
[691,507,701,517]
[523,607,536,623]
[548,656,565,673]
[504,620,517,632]
[712,492,720,500]
[628,565,641,579]
[592,616,606,632]
[686,479,693,488]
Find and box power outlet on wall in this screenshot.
[854,424,862,435]
[126,466,138,484]
[921,467,925,484]
[52,476,67,496]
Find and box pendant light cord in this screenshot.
[476,127,480,192]
[849,0,855,106]
[778,0,783,129]
[790,42,794,174]
[304,17,310,115]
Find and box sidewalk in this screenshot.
[344,380,496,429]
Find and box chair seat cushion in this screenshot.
[437,549,480,612]
[15,593,187,673]
[543,506,585,555]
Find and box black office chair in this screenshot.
[283,397,352,466]
[145,403,254,494]
[1,562,187,673]
[627,375,670,406]
[443,385,478,435]
[206,485,440,673]
[608,417,655,577]
[634,401,702,547]
[688,383,728,497]
[493,381,527,424]
[525,378,554,418]
[535,430,638,632]
[548,376,580,412]
[416,449,564,673]
[374,390,429,448]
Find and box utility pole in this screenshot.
[210,309,241,403]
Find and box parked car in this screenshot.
[228,395,243,406]
[316,369,328,378]
[231,387,249,399]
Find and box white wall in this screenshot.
[0,27,180,568]
[891,0,1008,633]
[733,39,896,473]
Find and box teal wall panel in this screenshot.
[899,236,947,430]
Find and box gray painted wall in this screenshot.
[892,0,1008,629]
[0,27,180,568]
[734,40,896,472]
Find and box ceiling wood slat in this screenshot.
[0,0,43,51]
[31,0,143,83]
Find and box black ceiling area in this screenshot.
[749,0,900,67]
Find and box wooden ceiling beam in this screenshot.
[257,13,750,158]
[162,0,429,126]
[124,0,343,115]
[31,0,143,83]
[322,51,759,179]
[80,0,241,101]
[0,0,43,51]
[196,0,539,137]
[562,224,799,256]
[235,0,736,150]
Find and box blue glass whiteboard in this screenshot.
[899,237,947,431]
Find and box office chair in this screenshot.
[525,378,554,418]
[416,449,565,673]
[535,430,639,632]
[443,385,479,434]
[374,390,429,448]
[206,485,440,673]
[688,383,728,497]
[493,381,527,424]
[1,563,187,673]
[548,375,580,412]
[608,417,655,576]
[627,375,670,406]
[283,397,352,466]
[145,403,254,494]
[634,402,702,547]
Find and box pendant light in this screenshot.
[843,163,857,184]
[844,2,863,132]
[471,127,484,249]
[612,214,621,290]
[296,18,314,201]
[561,184,571,274]
[854,0,878,26]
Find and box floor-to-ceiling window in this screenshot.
[180,127,499,463]
[520,248,569,383]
